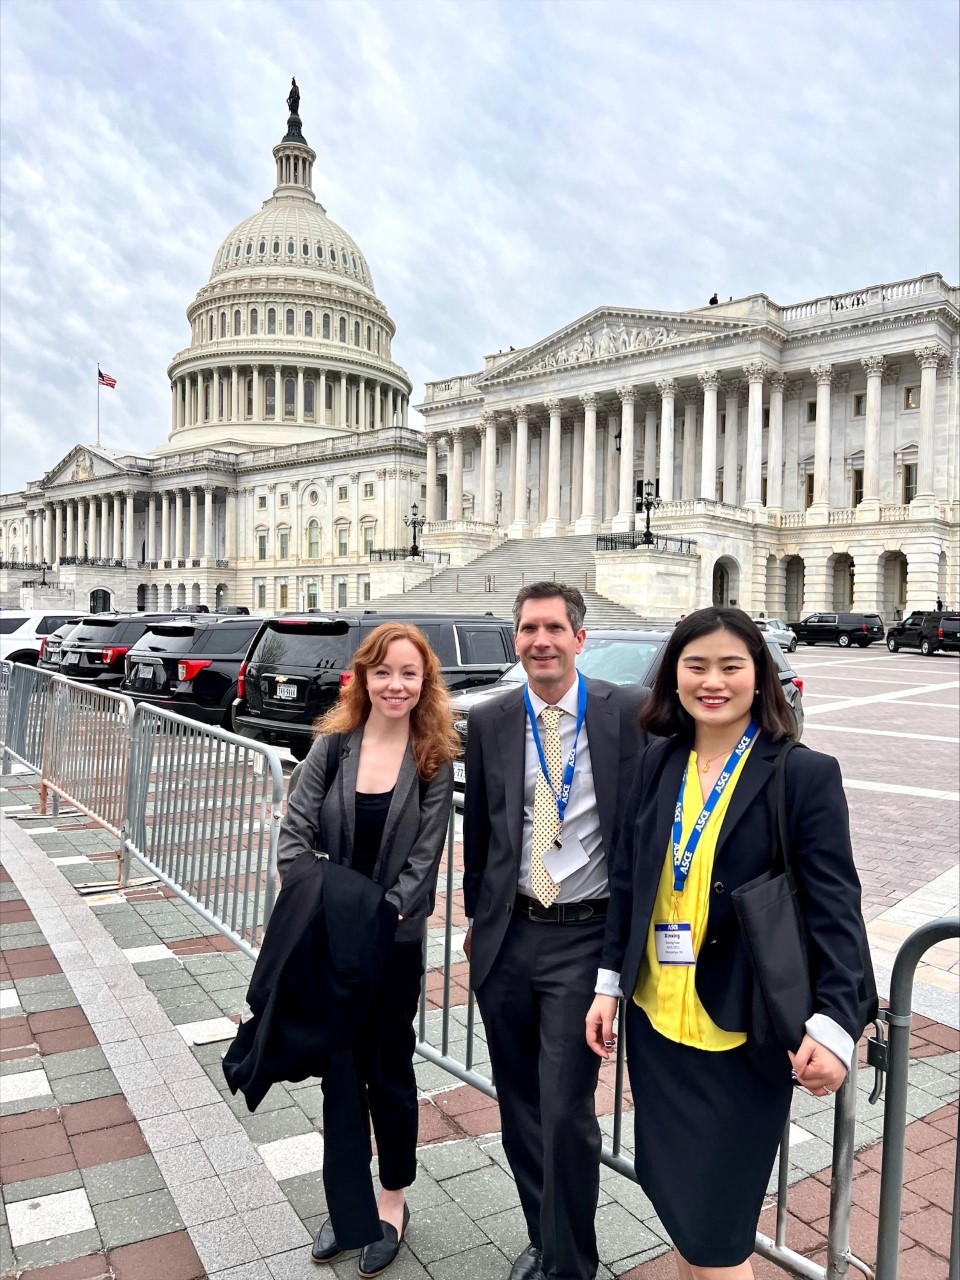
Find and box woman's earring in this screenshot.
[755,688,760,695]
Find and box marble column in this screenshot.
[124,492,135,561]
[160,494,170,561]
[339,373,348,426]
[915,345,945,503]
[296,366,305,425]
[449,429,464,521]
[680,389,698,501]
[810,364,833,511]
[604,410,619,524]
[372,382,381,430]
[766,373,785,511]
[112,493,123,561]
[100,498,110,560]
[614,388,637,531]
[203,487,214,558]
[225,490,237,560]
[698,370,719,501]
[319,372,327,426]
[510,404,530,537]
[425,437,438,521]
[656,379,677,503]
[76,499,86,560]
[65,501,74,560]
[541,398,563,534]
[743,361,767,508]
[401,397,408,429]
[174,490,185,560]
[504,427,515,526]
[858,357,885,510]
[570,414,584,525]
[53,504,63,566]
[482,412,497,524]
[170,383,178,434]
[721,380,740,505]
[576,392,599,533]
[42,504,53,564]
[642,395,658,494]
[189,488,199,559]
[358,376,367,431]
[230,366,239,423]
[147,495,157,562]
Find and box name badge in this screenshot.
[543,830,590,883]
[654,922,695,966]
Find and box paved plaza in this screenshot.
[1,644,957,1279]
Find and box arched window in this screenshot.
[285,308,295,335]
[353,320,361,346]
[265,377,276,417]
[203,381,211,419]
[366,325,372,350]
[234,244,241,258]
[208,315,214,341]
[293,157,299,182]
[322,313,331,339]
[250,307,258,335]
[338,317,347,342]
[233,309,241,336]
[245,241,252,256]
[302,242,309,257]
[330,247,338,264]
[218,379,224,419]
[307,520,320,558]
[352,254,358,271]
[273,239,280,254]
[284,378,295,418]
[325,382,334,411]
[376,330,381,353]
[245,377,253,417]
[304,380,315,418]
[287,239,295,254]
[316,242,323,259]
[258,239,265,254]
[304,311,313,337]
[267,308,276,335]
[220,311,226,338]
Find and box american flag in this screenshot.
[98,367,117,389]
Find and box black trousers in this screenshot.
[475,913,605,1280]
[321,939,424,1246]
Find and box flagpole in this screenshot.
[97,370,100,448]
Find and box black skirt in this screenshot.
[626,1003,793,1267]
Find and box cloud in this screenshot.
[0,0,956,493]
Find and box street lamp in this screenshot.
[636,479,661,546]
[39,560,50,586]
[403,502,425,558]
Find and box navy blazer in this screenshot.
[601,732,867,1044]
[464,676,647,989]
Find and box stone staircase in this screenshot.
[364,535,645,625]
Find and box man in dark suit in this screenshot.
[463,583,646,1280]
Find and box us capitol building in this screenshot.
[1,86,957,621]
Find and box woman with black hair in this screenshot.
[585,607,868,1280]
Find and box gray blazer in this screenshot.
[277,727,454,943]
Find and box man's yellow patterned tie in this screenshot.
[530,706,563,907]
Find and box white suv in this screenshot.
[0,611,83,666]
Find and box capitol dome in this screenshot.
[163,81,411,454]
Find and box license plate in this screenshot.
[453,761,466,785]
[66,652,80,664]
[137,664,156,680]
[275,684,298,700]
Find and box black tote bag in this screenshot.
[732,743,878,1051]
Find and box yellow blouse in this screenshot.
[633,746,752,1051]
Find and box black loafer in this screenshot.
[509,1244,543,1280]
[311,1218,340,1263]
[357,1203,410,1278]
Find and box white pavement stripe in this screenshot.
[796,673,955,686]
[844,778,960,802]
[803,724,960,744]
[0,1069,52,1104]
[803,679,960,717]
[893,699,960,709]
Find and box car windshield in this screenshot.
[497,636,665,688]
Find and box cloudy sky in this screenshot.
[1,0,957,494]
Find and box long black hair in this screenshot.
[640,607,797,740]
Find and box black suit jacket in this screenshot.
[601,732,867,1044]
[464,676,647,989]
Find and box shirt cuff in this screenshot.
[805,1013,855,1069]
[595,969,624,999]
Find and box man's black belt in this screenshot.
[514,894,608,924]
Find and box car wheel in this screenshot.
[886,637,899,652]
[920,639,933,656]
[838,634,851,648]
[788,639,797,653]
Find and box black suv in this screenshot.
[448,629,805,785]
[792,612,885,648]
[234,612,516,759]
[58,613,200,689]
[886,611,960,656]
[38,619,83,671]
[120,617,263,727]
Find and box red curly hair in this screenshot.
[314,622,459,780]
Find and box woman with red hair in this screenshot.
[277,622,458,1277]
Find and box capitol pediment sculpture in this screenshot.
[525,320,709,373]
[70,451,95,482]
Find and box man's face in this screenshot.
[514,596,585,700]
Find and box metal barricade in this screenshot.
[875,917,960,1280]
[39,675,135,835]
[1,662,54,773]
[122,706,285,959]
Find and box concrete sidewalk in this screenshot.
[1,773,957,1280]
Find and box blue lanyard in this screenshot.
[671,720,760,893]
[523,674,588,826]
